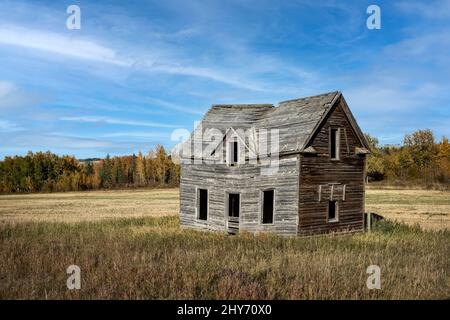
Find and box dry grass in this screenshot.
[0,189,178,224]
[1,188,448,231]
[0,216,448,299]
[0,188,449,299]
[366,189,450,231]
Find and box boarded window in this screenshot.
[262,190,274,224]
[330,128,339,159]
[198,189,208,220]
[228,193,240,217]
[328,200,338,222]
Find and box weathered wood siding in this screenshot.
[180,156,299,236]
[179,91,368,237]
[298,100,366,235]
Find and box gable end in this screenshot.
[300,93,370,152]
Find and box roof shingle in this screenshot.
[180,91,366,159]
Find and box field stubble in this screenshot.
[0,188,449,299]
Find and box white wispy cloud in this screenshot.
[143,97,205,115]
[0,80,47,110]
[101,131,169,138]
[383,32,450,66]
[0,0,448,157]
[0,81,15,97]
[150,63,265,91]
[346,82,443,112]
[0,24,267,91]
[0,131,112,149]
[60,116,179,128]
[396,0,450,19]
[0,119,23,132]
[0,25,130,66]
[147,27,200,39]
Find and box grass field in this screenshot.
[0,189,179,223]
[365,189,450,231]
[0,188,449,299]
[1,188,448,230]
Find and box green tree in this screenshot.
[112,158,126,186]
[404,129,437,169]
[99,154,113,189]
[365,134,385,181]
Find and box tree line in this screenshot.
[366,129,450,187]
[1,129,448,193]
[0,145,180,193]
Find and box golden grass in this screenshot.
[365,189,450,231]
[0,189,179,224]
[0,187,449,299]
[0,216,448,299]
[1,188,448,231]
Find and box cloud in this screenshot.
[0,130,168,159]
[0,80,47,110]
[60,116,180,128]
[0,119,23,132]
[0,0,448,156]
[0,131,111,149]
[0,24,267,91]
[147,27,200,39]
[0,81,15,97]
[142,97,205,115]
[383,32,450,67]
[0,25,130,66]
[150,63,266,91]
[101,131,169,138]
[346,82,444,112]
[396,0,450,19]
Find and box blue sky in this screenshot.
[0,0,449,159]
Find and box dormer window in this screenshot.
[228,140,239,166]
[330,128,340,160]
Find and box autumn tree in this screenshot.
[437,136,450,183]
[154,145,169,185]
[134,152,146,187]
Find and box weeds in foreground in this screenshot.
[0,217,449,299]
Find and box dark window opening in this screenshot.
[229,141,238,165]
[330,128,338,159]
[198,189,208,220]
[233,141,238,163]
[262,190,274,224]
[228,193,240,218]
[328,200,338,221]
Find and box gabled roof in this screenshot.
[260,91,340,153]
[180,91,369,159]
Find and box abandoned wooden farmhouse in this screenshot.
[179,91,370,236]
